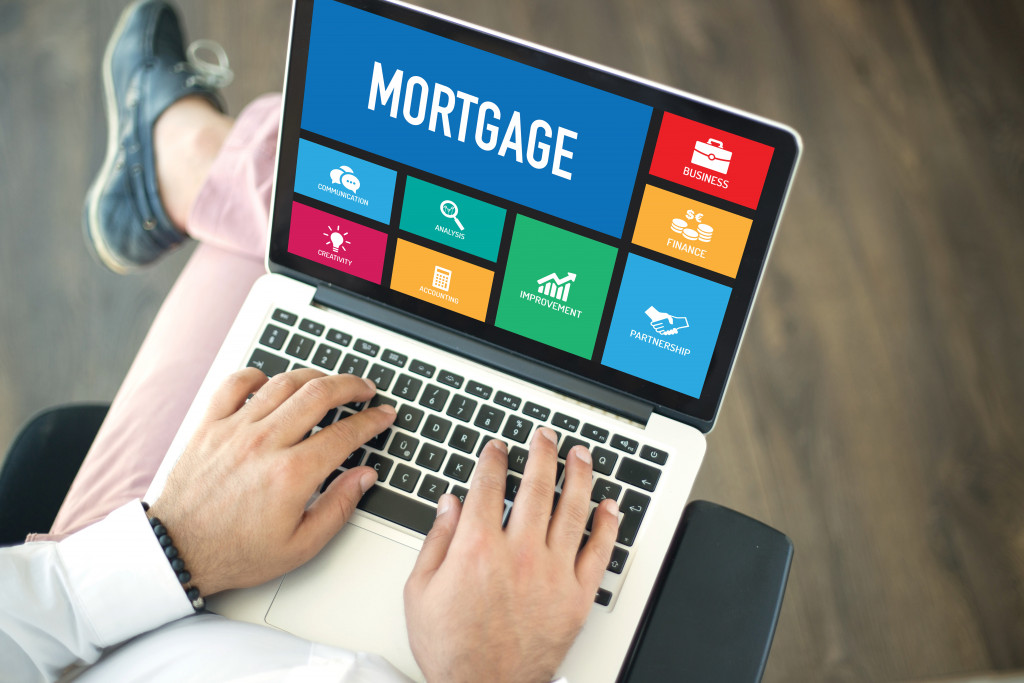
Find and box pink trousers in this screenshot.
[36,94,284,541]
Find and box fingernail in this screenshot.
[537,427,557,444]
[489,439,508,454]
[605,499,619,516]
[437,494,453,516]
[362,378,376,391]
[377,403,396,416]
[359,470,377,493]
[574,445,592,465]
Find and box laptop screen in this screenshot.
[270,0,800,429]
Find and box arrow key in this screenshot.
[607,546,629,574]
[615,458,661,492]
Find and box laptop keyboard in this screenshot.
[247,307,670,607]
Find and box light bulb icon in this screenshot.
[323,226,349,253]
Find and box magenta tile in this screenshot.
[287,202,388,284]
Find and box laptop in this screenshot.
[146,0,800,680]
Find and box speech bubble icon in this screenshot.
[342,174,360,192]
[329,168,343,184]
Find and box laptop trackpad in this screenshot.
[265,522,422,680]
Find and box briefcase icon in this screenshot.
[691,138,732,174]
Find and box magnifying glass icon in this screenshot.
[440,200,465,231]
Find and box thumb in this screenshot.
[409,493,461,579]
[299,466,377,552]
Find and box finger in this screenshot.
[407,494,462,583]
[268,373,378,444]
[243,368,333,421]
[575,498,619,592]
[547,445,594,555]
[299,404,396,481]
[460,439,508,530]
[295,466,378,559]
[204,367,268,421]
[505,428,558,540]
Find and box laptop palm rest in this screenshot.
[264,520,422,680]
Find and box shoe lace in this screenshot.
[184,39,234,89]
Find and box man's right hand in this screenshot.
[404,429,619,683]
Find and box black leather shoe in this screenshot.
[83,0,232,273]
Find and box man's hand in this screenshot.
[148,367,395,596]
[404,428,620,683]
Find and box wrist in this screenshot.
[142,501,206,610]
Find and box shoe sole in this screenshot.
[83,0,152,274]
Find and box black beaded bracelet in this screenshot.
[141,502,205,611]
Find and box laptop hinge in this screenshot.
[313,284,653,425]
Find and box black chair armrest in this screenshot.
[0,404,109,545]
[620,500,794,683]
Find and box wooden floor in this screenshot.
[2,1,1022,681]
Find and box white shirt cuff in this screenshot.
[57,499,194,647]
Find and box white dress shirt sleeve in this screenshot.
[0,499,193,682]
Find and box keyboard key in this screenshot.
[416,443,447,471]
[473,406,505,433]
[417,475,448,503]
[611,434,639,455]
[318,408,338,429]
[451,486,469,504]
[592,447,618,476]
[339,353,369,377]
[494,391,521,411]
[284,334,315,361]
[523,402,550,421]
[272,308,297,326]
[466,380,492,399]
[259,324,287,350]
[357,485,436,535]
[369,395,397,409]
[591,478,622,503]
[595,588,612,606]
[505,474,522,502]
[617,490,651,546]
[443,454,474,482]
[368,428,391,451]
[423,415,453,443]
[552,412,580,432]
[438,370,463,389]
[607,546,629,574]
[449,425,480,454]
[581,423,609,443]
[247,348,289,377]
[419,385,450,411]
[365,453,394,481]
[501,417,533,443]
[558,436,589,461]
[445,395,478,422]
[410,359,435,378]
[326,329,352,346]
[354,339,380,357]
[615,459,661,492]
[508,446,529,473]
[321,469,341,494]
[391,464,421,493]
[640,445,668,466]
[379,350,404,367]
[341,448,365,469]
[311,343,342,371]
[388,434,419,461]
[367,364,396,391]
[299,319,325,336]
[392,374,423,401]
[395,404,425,432]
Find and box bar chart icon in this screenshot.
[537,272,577,302]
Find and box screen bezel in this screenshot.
[268,0,800,432]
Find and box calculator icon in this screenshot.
[432,265,452,292]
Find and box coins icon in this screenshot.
[697,224,714,242]
[682,227,699,241]
[671,218,687,234]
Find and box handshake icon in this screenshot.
[645,306,689,336]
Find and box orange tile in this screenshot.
[390,239,494,321]
[632,185,753,278]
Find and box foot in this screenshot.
[83,0,232,273]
